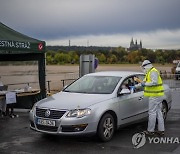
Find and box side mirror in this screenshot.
[119,88,131,95]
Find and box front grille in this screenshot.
[36,124,58,132]
[36,108,66,119]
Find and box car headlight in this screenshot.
[66,109,91,118]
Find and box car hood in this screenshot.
[36,92,113,110]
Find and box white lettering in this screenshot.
[148,137,180,144]
[154,137,160,144]
[160,137,167,144]
[19,42,22,48]
[15,42,19,48]
[24,42,28,48]
[27,42,30,48]
[0,41,4,46]
[21,42,24,48]
[7,41,11,47]
[0,40,31,49]
[11,41,15,47]
[173,138,180,144]
[148,137,154,143]
[167,137,174,144]
[0,41,6,47]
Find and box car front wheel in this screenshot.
[97,113,115,142]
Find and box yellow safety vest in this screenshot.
[144,67,164,97]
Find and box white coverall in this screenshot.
[145,70,165,132]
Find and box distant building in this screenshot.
[128,38,142,51]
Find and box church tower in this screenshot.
[128,38,142,51]
[130,38,134,48]
[140,40,142,48]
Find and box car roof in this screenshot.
[85,71,144,78]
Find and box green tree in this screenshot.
[68,51,79,63]
[97,53,106,63]
[46,55,54,65]
[127,50,141,63]
[107,54,117,63]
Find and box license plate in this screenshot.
[37,118,55,127]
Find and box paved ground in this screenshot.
[0,90,180,154]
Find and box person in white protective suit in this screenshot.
[137,60,165,136]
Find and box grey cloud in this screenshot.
[0,0,180,42]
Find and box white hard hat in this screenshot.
[141,60,152,67]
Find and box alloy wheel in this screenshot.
[97,113,115,142]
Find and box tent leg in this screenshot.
[38,54,46,98]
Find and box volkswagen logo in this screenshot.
[45,109,51,117]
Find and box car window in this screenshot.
[133,74,145,92]
[121,78,133,90]
[63,76,121,94]
[119,74,145,94]
[120,77,134,93]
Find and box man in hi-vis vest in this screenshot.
[140,60,165,136]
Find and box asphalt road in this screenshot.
[0,90,180,154]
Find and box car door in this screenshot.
[117,75,148,125]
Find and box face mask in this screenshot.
[143,68,146,74]
[145,67,151,74]
[141,67,148,74]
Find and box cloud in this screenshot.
[47,29,180,49]
[0,0,180,49]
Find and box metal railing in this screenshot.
[6,80,52,93]
[3,72,179,96]
[61,79,77,87]
[160,73,180,89]
[61,73,79,88]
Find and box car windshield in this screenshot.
[63,76,121,94]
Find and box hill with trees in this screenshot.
[46,46,180,65]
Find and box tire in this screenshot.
[161,102,168,120]
[97,113,115,142]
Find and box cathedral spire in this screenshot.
[129,38,142,51]
[130,37,134,47]
[140,40,142,48]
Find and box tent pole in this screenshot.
[38,54,46,98]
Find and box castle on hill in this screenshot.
[128,38,142,51]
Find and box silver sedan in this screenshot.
[29,71,172,141]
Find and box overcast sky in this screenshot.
[0,0,180,49]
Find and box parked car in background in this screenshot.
[29,71,172,142]
[175,62,180,80]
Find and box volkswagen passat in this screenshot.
[29,71,172,141]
